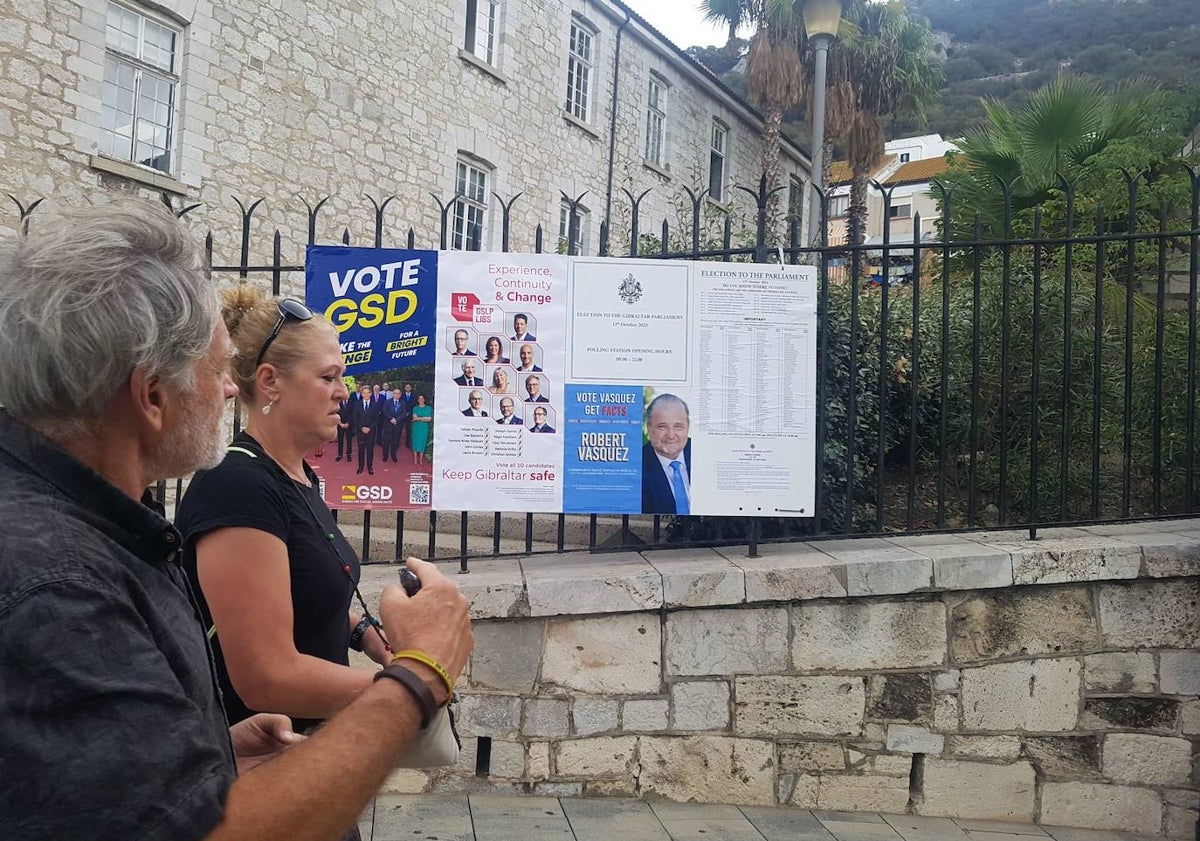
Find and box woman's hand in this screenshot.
[230,713,305,774]
[362,622,392,666]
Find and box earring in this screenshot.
[262,399,276,416]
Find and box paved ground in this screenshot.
[357,796,1160,841]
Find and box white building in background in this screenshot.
[825,133,954,247]
[0,0,810,270]
[882,133,955,166]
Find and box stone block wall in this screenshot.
[361,524,1200,838]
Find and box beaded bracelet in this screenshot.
[390,649,454,702]
[348,616,373,652]
[350,615,384,652]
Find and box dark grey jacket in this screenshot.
[0,411,234,840]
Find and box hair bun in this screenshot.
[221,284,268,337]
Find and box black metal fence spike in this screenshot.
[494,192,524,253]
[363,194,397,249]
[7,195,43,236]
[299,195,332,245]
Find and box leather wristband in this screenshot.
[373,665,436,728]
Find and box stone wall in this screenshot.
[359,523,1200,838]
[1,0,807,266]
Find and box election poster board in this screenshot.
[305,247,817,517]
[432,252,568,511]
[303,246,439,513]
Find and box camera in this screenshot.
[398,568,422,597]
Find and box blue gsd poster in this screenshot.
[305,245,438,375]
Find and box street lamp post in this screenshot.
[802,0,843,247]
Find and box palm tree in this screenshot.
[701,0,806,232]
[939,75,1155,239]
[826,1,943,246]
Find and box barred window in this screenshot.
[565,19,595,122]
[787,176,805,224]
[708,120,727,201]
[644,75,667,168]
[465,0,499,65]
[101,2,180,174]
[453,158,489,251]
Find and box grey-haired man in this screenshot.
[0,200,473,841]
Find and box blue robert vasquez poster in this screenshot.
[562,384,643,513]
[305,245,438,375]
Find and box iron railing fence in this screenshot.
[7,168,1200,570]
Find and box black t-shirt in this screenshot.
[176,431,360,733]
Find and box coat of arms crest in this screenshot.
[618,273,642,304]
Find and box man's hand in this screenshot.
[379,558,473,705]
[230,713,305,774]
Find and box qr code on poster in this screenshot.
[409,484,431,506]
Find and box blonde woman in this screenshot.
[177,287,394,750]
[488,367,511,395]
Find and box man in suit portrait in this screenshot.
[516,343,542,373]
[529,406,555,433]
[452,329,476,356]
[381,387,408,461]
[496,397,523,426]
[370,383,386,458]
[336,393,355,461]
[641,393,691,515]
[510,314,536,342]
[454,359,483,386]
[523,374,549,403]
[461,390,489,417]
[399,381,416,447]
[351,383,382,475]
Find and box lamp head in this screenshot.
[802,0,843,39]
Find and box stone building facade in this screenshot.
[0,0,810,272]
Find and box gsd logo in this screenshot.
[340,484,394,502]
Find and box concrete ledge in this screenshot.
[522,553,662,616]
[423,522,1200,619]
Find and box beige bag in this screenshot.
[398,700,460,768]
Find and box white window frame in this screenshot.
[644,75,667,168]
[465,0,499,65]
[888,202,912,219]
[565,18,595,122]
[452,158,490,251]
[829,195,850,217]
[708,119,727,201]
[558,200,589,255]
[899,152,911,163]
[100,1,181,175]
